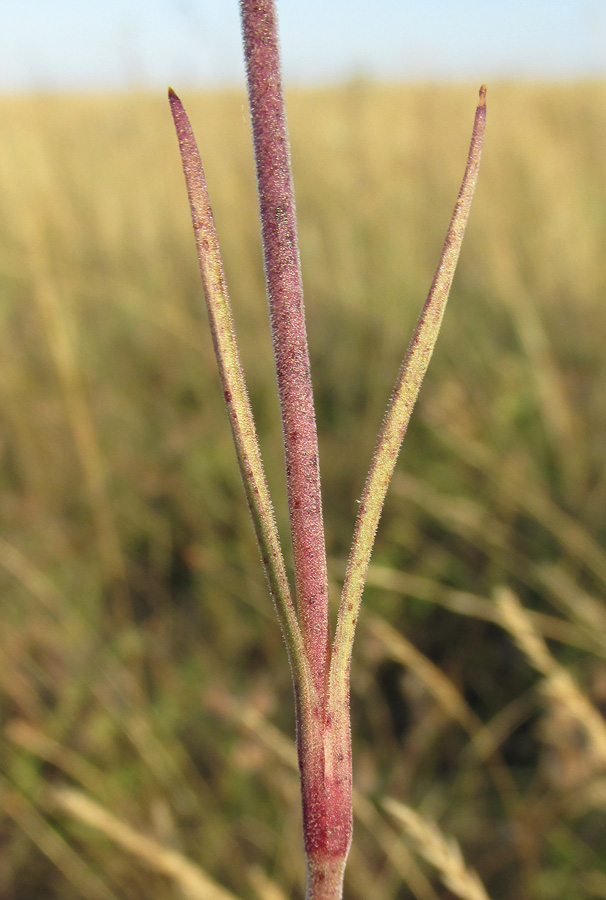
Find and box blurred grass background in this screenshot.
[1,82,605,899]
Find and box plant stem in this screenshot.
[295,689,352,900]
[240,5,351,895]
[240,0,330,703]
[305,856,348,900]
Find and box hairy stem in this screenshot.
[240,0,330,702]
[295,691,352,900]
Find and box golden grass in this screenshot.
[496,587,606,771]
[51,787,239,900]
[1,82,605,899]
[383,798,492,900]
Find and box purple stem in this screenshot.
[240,0,329,702]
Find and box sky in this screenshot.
[1,0,605,93]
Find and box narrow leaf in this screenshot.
[169,88,309,686]
[331,87,487,693]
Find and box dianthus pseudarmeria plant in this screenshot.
[169,2,486,898]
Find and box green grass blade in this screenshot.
[331,87,487,695]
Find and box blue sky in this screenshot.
[2,0,605,93]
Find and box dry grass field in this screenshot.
[1,82,605,899]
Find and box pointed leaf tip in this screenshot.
[168,88,186,129]
[168,88,182,110]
